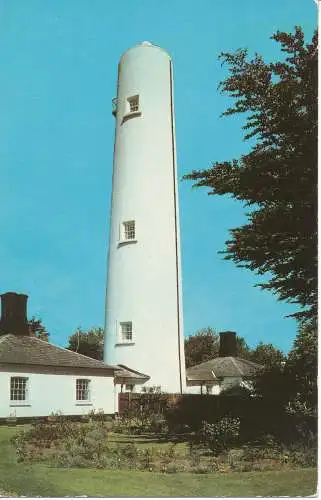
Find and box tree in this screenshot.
[184,327,251,367]
[250,342,286,368]
[254,319,317,410]
[67,327,104,360]
[286,319,317,411]
[28,317,50,341]
[185,328,219,367]
[184,27,317,321]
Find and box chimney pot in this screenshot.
[0,292,30,336]
[219,331,237,357]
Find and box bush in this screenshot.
[199,418,240,454]
[11,413,110,468]
[113,413,168,436]
[55,422,109,468]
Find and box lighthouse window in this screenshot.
[120,322,133,342]
[127,95,139,113]
[123,220,136,240]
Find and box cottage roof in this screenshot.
[0,334,116,373]
[186,356,264,384]
[114,363,150,384]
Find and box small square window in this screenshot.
[120,322,133,342]
[76,379,91,401]
[123,220,135,241]
[10,377,28,401]
[125,384,135,392]
[127,95,139,113]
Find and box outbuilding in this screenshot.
[0,292,148,420]
[186,331,264,395]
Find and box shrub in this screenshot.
[139,448,154,471]
[189,443,203,467]
[193,465,211,474]
[199,417,240,454]
[162,463,179,474]
[12,413,110,468]
[113,413,168,436]
[54,422,109,468]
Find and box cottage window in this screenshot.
[76,379,91,401]
[10,377,28,401]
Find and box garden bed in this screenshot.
[0,425,317,497]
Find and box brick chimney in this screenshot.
[219,331,237,357]
[0,292,30,336]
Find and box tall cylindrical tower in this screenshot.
[104,42,186,393]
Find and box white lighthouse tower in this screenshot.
[104,42,186,393]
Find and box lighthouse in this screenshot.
[104,42,186,393]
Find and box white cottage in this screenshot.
[186,332,264,395]
[0,292,148,420]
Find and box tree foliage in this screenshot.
[184,327,286,368]
[286,319,317,411]
[249,342,286,368]
[28,317,50,342]
[254,319,317,416]
[67,327,104,360]
[184,27,317,320]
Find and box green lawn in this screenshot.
[0,426,317,497]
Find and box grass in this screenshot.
[0,425,317,497]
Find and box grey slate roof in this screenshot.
[114,363,150,384]
[0,334,116,372]
[186,356,264,384]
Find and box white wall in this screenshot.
[185,378,243,395]
[0,367,115,418]
[104,43,186,393]
[185,383,221,395]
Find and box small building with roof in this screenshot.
[186,331,264,395]
[0,292,149,420]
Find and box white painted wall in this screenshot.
[104,42,186,393]
[185,377,246,395]
[185,384,221,395]
[0,367,115,418]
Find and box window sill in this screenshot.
[10,404,31,407]
[118,239,137,247]
[75,403,93,406]
[115,341,135,346]
[122,111,142,123]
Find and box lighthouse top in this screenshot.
[120,41,171,61]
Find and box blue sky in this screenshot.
[0,0,316,353]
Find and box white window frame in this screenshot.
[127,95,139,114]
[122,95,142,123]
[119,220,137,244]
[76,378,91,404]
[10,377,29,406]
[119,321,134,344]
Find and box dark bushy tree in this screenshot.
[28,317,50,341]
[184,328,218,367]
[254,320,317,417]
[249,342,286,368]
[184,27,317,321]
[67,327,104,360]
[286,319,317,412]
